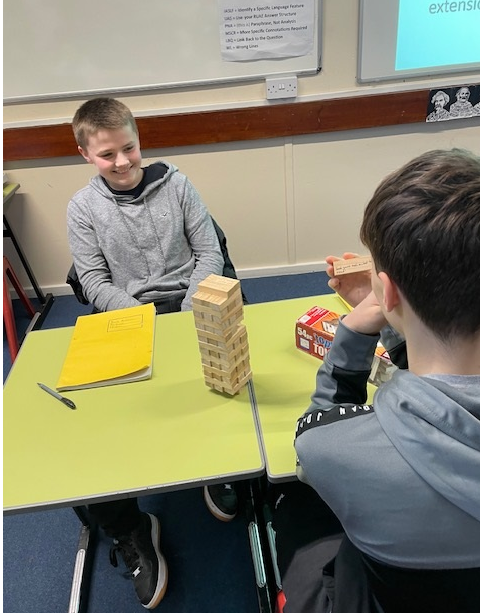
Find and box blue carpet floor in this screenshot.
[3,272,332,613]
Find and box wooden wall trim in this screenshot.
[3,90,429,162]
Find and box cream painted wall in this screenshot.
[4,0,480,295]
[5,0,480,126]
[292,122,480,263]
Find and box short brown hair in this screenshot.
[360,149,480,339]
[72,97,138,150]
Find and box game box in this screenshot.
[295,306,397,386]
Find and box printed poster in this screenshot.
[426,84,480,122]
[219,0,315,61]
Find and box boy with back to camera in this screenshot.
[278,149,480,612]
[68,97,238,609]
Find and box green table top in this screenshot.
[3,182,20,205]
[245,294,376,482]
[3,310,264,513]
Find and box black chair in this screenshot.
[66,217,247,306]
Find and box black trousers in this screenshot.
[88,498,143,538]
[271,481,343,613]
[272,482,376,613]
[153,290,186,314]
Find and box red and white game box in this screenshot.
[295,307,340,360]
[295,306,397,386]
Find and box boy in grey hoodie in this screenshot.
[68,98,224,314]
[67,98,232,609]
[277,149,480,613]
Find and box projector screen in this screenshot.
[358,0,480,82]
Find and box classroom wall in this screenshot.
[4,0,480,295]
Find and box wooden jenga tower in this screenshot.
[192,274,252,395]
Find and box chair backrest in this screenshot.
[66,263,89,305]
[66,216,246,305]
[210,217,238,281]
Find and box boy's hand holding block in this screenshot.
[333,255,372,276]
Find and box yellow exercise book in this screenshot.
[56,303,156,391]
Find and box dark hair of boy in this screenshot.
[360,148,480,339]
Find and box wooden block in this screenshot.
[194,310,244,338]
[197,336,248,364]
[198,337,244,357]
[205,380,240,396]
[193,298,241,317]
[200,338,249,363]
[199,349,236,370]
[194,320,238,340]
[196,274,240,299]
[193,300,243,328]
[196,323,246,349]
[192,293,227,310]
[202,363,236,379]
[204,368,252,396]
[333,256,372,276]
[199,341,248,363]
[225,370,253,395]
[200,346,250,373]
[235,370,252,387]
[202,356,250,378]
[197,324,247,352]
[192,294,243,318]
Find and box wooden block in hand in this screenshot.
[333,256,372,276]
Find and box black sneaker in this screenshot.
[109,512,168,609]
[204,483,238,522]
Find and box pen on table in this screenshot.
[37,382,76,410]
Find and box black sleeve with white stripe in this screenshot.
[296,402,375,439]
[307,319,380,413]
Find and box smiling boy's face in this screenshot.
[79,124,143,191]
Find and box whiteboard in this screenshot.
[358,0,480,83]
[4,0,321,103]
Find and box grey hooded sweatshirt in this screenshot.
[67,161,224,312]
[295,320,480,573]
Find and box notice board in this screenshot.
[4,0,321,103]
